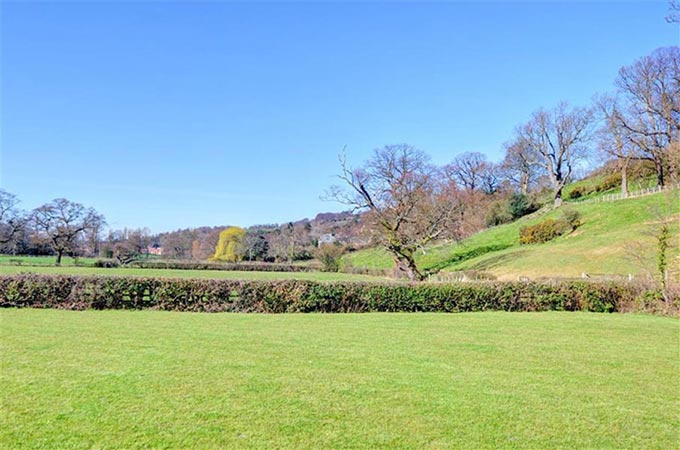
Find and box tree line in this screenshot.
[0,191,360,267]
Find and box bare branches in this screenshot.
[501,138,543,195]
[328,145,462,280]
[516,103,594,206]
[612,47,680,186]
[0,190,25,246]
[31,198,106,265]
[444,152,486,193]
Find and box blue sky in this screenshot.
[1,1,677,232]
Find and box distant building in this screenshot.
[318,234,337,246]
[147,245,164,256]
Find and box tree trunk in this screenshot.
[55,251,63,266]
[621,163,628,198]
[553,187,563,207]
[520,175,529,195]
[655,157,665,187]
[392,253,424,281]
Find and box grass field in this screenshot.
[0,265,388,282]
[0,255,98,267]
[344,191,680,280]
[1,309,677,449]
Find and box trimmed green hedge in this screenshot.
[0,274,643,313]
[126,260,321,272]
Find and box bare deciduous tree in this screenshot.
[594,94,638,197]
[31,198,106,265]
[479,161,503,195]
[0,190,25,248]
[111,228,152,264]
[501,138,542,195]
[613,47,680,187]
[328,145,462,281]
[444,152,487,193]
[518,103,594,207]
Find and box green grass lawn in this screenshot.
[344,191,680,280]
[0,265,388,282]
[1,310,677,449]
[0,255,98,267]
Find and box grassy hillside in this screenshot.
[343,190,679,280]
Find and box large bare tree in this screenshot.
[518,102,594,206]
[31,198,106,265]
[444,152,487,193]
[501,138,542,195]
[594,94,638,197]
[328,145,461,281]
[0,190,25,248]
[612,47,679,187]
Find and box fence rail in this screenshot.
[573,183,679,204]
[427,272,637,283]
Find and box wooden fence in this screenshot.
[574,183,679,204]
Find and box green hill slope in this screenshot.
[343,191,679,280]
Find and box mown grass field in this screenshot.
[1,310,677,449]
[0,265,388,282]
[0,255,99,267]
[344,191,680,280]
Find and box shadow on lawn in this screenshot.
[425,243,514,274]
[463,250,528,271]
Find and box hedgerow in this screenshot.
[0,274,648,313]
[125,260,320,272]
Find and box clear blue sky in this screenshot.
[1,1,677,232]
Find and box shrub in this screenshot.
[568,185,588,199]
[485,194,538,228]
[594,173,621,193]
[485,201,513,227]
[519,219,562,244]
[0,274,649,314]
[314,244,345,272]
[520,209,582,245]
[561,207,582,231]
[508,193,537,219]
[93,259,120,268]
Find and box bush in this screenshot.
[568,185,588,199]
[594,173,621,193]
[93,259,120,268]
[561,208,582,231]
[0,274,647,314]
[486,194,539,227]
[314,244,345,272]
[519,219,562,245]
[519,209,582,245]
[485,201,513,227]
[508,193,537,219]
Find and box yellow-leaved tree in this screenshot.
[212,227,246,262]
